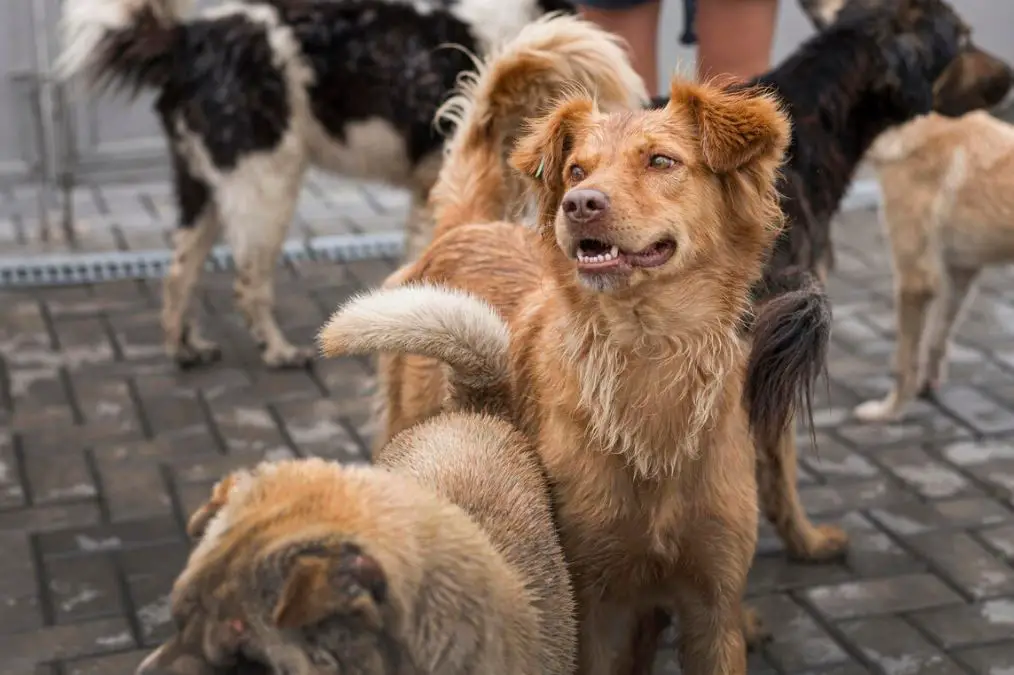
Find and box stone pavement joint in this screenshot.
[0,190,1013,673]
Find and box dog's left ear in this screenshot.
[667,80,790,173]
[186,473,240,540]
[510,97,594,228]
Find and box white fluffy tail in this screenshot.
[429,13,648,233]
[57,0,191,88]
[318,285,511,414]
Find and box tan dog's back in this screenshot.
[856,111,1014,422]
[871,111,1014,265]
[379,411,575,674]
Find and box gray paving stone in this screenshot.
[751,594,849,671]
[980,524,1014,561]
[875,447,972,499]
[837,617,965,675]
[803,574,964,620]
[906,531,1014,600]
[909,598,1014,649]
[953,643,1014,675]
[869,497,1012,537]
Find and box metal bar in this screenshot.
[28,0,60,242]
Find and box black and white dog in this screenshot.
[58,0,578,369]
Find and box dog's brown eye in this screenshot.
[649,155,677,170]
[568,164,586,182]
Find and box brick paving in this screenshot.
[0,185,1013,673]
[0,170,409,254]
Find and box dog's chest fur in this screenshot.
[512,296,756,598]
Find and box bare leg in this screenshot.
[162,208,222,368]
[696,0,780,82]
[758,427,850,560]
[919,266,979,396]
[577,1,661,97]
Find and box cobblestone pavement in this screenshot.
[1,197,1013,674]
[0,171,410,255]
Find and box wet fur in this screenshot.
[58,0,577,371]
[338,22,798,671]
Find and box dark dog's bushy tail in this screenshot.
[745,269,831,450]
[57,0,188,94]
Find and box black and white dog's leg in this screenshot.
[220,159,312,369]
[162,158,223,369]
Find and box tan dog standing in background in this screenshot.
[321,29,805,674]
[855,109,1014,422]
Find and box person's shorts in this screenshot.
[572,0,657,8]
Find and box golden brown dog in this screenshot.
[134,15,649,675]
[320,48,811,674]
[854,108,1014,422]
[135,359,576,675]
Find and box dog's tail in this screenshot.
[430,13,647,233]
[318,284,512,418]
[57,0,189,94]
[744,268,831,451]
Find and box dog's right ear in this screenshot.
[186,473,239,540]
[510,97,594,229]
[268,543,388,631]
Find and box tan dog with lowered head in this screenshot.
[854,108,1014,422]
[320,47,802,675]
[135,287,576,674]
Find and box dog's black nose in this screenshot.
[562,189,610,223]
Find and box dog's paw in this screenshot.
[916,380,940,402]
[262,344,315,369]
[742,607,771,649]
[853,396,902,423]
[172,340,223,370]
[792,524,850,563]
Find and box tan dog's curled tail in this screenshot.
[430,13,648,234]
[318,284,512,417]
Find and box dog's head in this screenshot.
[510,77,790,311]
[807,0,1013,117]
[136,460,407,675]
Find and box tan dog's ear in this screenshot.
[270,543,388,630]
[186,473,239,540]
[667,80,790,173]
[510,97,594,228]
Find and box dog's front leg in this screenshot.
[575,598,637,675]
[673,586,747,675]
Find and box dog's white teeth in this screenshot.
[578,247,620,264]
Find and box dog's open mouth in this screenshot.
[575,238,677,271]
